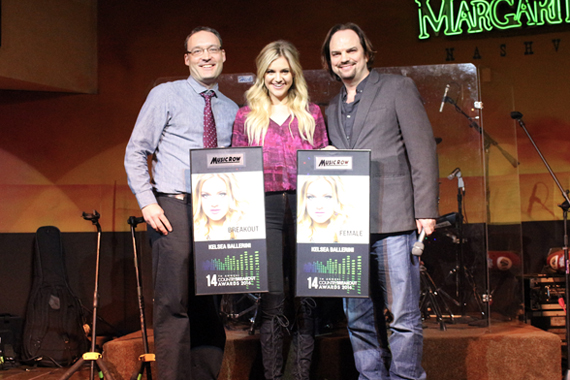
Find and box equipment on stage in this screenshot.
[419,213,467,329]
[511,111,570,380]
[420,225,486,327]
[127,216,155,380]
[487,250,520,272]
[22,226,88,367]
[440,84,520,327]
[419,160,487,326]
[58,211,115,380]
[547,248,565,273]
[220,293,261,335]
[419,262,457,331]
[525,275,566,342]
[0,314,23,369]
[447,167,465,191]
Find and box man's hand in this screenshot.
[321,145,338,150]
[142,203,173,235]
[416,218,436,236]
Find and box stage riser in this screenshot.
[102,323,561,380]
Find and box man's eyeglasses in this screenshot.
[186,46,222,57]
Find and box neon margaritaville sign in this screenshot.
[416,0,570,39]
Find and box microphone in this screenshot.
[447,167,460,180]
[447,167,465,191]
[439,84,450,112]
[510,111,526,129]
[412,229,426,256]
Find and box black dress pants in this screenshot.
[148,196,226,380]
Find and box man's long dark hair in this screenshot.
[321,23,376,81]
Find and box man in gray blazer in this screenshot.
[321,23,439,380]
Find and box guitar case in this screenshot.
[21,226,88,366]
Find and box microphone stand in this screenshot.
[457,178,465,305]
[59,211,115,380]
[443,96,519,325]
[511,111,570,379]
[446,170,486,321]
[449,171,466,308]
[128,216,155,380]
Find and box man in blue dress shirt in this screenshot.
[125,27,238,380]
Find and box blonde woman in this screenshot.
[297,176,350,243]
[192,173,245,241]
[232,40,329,380]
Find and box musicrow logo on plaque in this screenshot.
[296,150,371,297]
[190,147,268,295]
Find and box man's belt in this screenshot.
[156,192,190,203]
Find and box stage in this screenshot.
[0,319,561,379]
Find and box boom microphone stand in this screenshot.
[510,111,570,379]
[128,216,155,380]
[59,211,115,380]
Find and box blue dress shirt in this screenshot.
[125,76,238,209]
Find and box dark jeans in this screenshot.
[344,231,425,380]
[148,196,226,380]
[260,192,315,380]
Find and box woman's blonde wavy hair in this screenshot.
[244,40,316,145]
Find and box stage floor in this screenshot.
[0,319,562,380]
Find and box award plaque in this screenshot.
[190,147,268,295]
[296,150,370,297]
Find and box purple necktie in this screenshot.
[201,91,217,148]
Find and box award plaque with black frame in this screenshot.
[190,147,268,295]
[296,149,370,297]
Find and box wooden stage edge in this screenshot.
[0,320,561,380]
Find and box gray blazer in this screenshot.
[326,70,439,234]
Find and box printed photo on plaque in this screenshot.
[296,150,370,298]
[297,175,369,244]
[190,147,268,295]
[192,172,265,242]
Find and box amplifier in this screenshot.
[524,275,566,342]
[0,314,23,367]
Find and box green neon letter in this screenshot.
[415,0,460,39]
[535,0,562,25]
[490,0,522,29]
[470,0,493,33]
[456,1,475,33]
[517,0,538,25]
